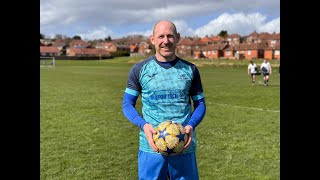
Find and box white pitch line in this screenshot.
[210,102,280,113]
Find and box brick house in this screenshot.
[202,43,227,59]
[40,46,61,57]
[66,48,111,57]
[69,40,90,48]
[273,43,280,60]
[238,43,268,60]
[176,38,192,57]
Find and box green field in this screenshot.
[40,57,280,180]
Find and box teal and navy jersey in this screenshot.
[124,55,205,153]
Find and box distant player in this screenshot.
[248,60,258,86]
[260,59,272,86]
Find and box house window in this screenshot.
[226,51,230,55]
[212,50,216,54]
[275,50,280,55]
[195,45,199,49]
[248,50,251,55]
[182,45,184,48]
[271,40,277,44]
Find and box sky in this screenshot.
[40,0,280,40]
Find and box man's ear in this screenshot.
[176,33,180,43]
[150,35,155,45]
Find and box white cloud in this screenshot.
[78,27,114,40]
[127,30,153,37]
[194,13,279,37]
[257,17,280,34]
[40,0,280,39]
[173,20,195,37]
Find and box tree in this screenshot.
[105,36,112,42]
[54,34,68,40]
[40,33,45,39]
[218,30,228,38]
[72,35,82,40]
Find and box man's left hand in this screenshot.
[184,125,193,149]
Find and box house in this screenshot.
[52,39,67,55]
[129,44,139,53]
[273,43,280,60]
[226,34,241,45]
[69,40,90,48]
[176,38,192,57]
[138,40,153,56]
[96,42,129,52]
[40,39,53,46]
[189,38,207,59]
[210,36,226,44]
[201,36,214,45]
[264,46,274,60]
[269,33,280,47]
[40,46,61,57]
[223,46,236,59]
[245,31,259,43]
[202,43,227,59]
[66,48,111,57]
[238,43,268,60]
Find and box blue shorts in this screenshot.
[138,150,199,180]
[263,72,270,76]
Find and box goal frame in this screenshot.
[40,56,55,67]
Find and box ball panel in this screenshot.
[165,135,179,149]
[155,138,167,152]
[174,141,185,153]
[178,123,185,134]
[157,121,171,131]
[166,123,180,135]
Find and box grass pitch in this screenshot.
[40,57,280,179]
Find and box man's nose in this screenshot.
[163,36,170,44]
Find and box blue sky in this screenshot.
[40,0,280,40]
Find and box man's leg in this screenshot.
[266,75,269,86]
[263,74,267,85]
[138,150,168,180]
[168,152,199,180]
[252,74,256,85]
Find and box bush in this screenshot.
[110,51,130,57]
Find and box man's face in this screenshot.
[150,21,180,61]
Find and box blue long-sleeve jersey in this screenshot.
[122,55,206,154]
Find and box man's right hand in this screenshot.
[143,123,158,152]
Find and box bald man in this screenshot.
[122,20,206,179]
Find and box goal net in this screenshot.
[40,56,55,67]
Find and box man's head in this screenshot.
[150,20,180,61]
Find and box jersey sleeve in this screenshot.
[122,63,147,129]
[126,63,142,93]
[189,66,204,101]
[187,65,206,129]
[122,92,147,129]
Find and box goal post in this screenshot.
[40,56,55,67]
